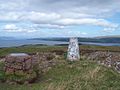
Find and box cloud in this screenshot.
[4,24,18,32]
[3,24,37,33]
[28,0,120,16]
[81,32,88,35]
[55,18,118,28]
[102,27,117,33]
[0,0,27,11]
[40,29,88,37]
[33,24,65,29]
[0,0,120,36]
[1,0,120,18]
[0,11,118,29]
[64,30,88,37]
[22,11,61,23]
[0,12,22,22]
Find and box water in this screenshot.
[80,42,120,46]
[0,39,120,48]
[0,39,68,47]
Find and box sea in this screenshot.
[0,39,120,48]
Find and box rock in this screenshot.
[115,61,120,73]
[4,53,39,84]
[83,51,120,73]
[2,52,60,84]
[6,80,16,85]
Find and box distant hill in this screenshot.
[95,35,120,39]
[31,36,120,43]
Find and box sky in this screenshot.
[0,0,120,38]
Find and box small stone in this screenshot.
[24,81,29,85]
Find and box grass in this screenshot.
[0,60,120,90]
[0,45,120,57]
[80,45,120,52]
[0,45,120,90]
[0,46,67,57]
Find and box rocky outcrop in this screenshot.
[82,51,120,73]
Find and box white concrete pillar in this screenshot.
[67,37,80,61]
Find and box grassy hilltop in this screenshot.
[0,45,120,57]
[0,45,120,90]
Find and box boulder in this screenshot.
[4,53,39,84]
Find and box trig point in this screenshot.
[67,37,80,61]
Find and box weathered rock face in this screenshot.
[4,53,39,84]
[67,37,80,61]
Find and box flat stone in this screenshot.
[9,53,28,57]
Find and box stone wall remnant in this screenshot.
[81,50,120,73]
[5,53,39,84]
